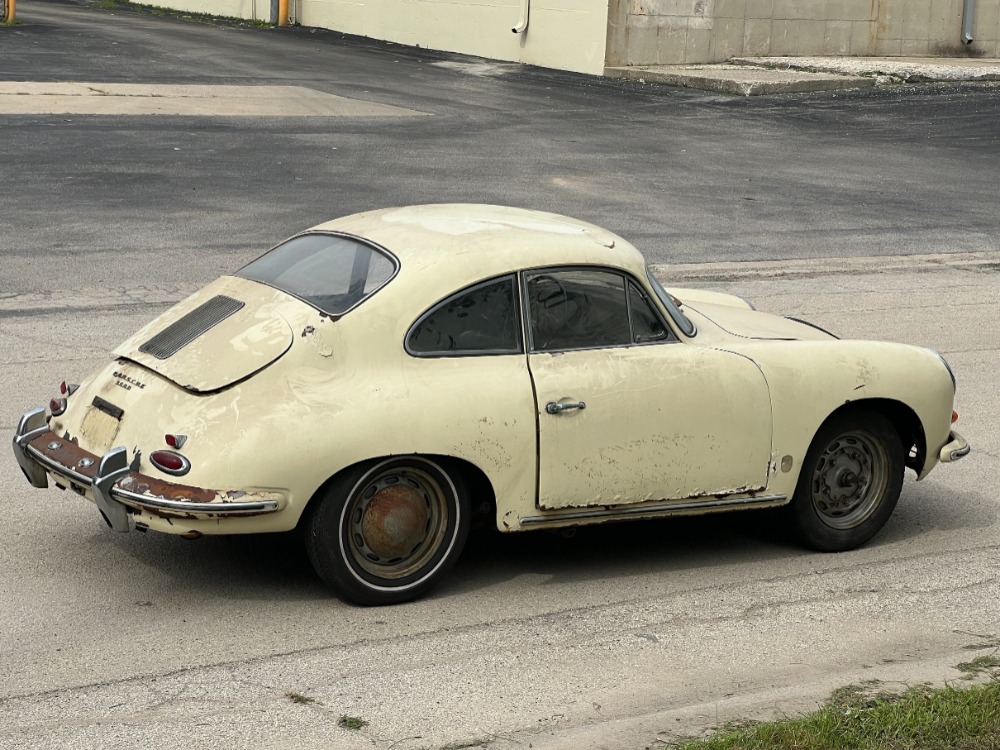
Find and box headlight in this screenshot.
[928,349,957,391]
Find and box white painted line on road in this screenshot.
[653,250,1000,282]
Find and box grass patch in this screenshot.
[338,714,369,730]
[440,739,493,750]
[957,654,1000,680]
[670,680,1000,750]
[98,0,274,27]
[285,691,320,705]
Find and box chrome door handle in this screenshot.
[546,401,586,415]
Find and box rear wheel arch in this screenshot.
[299,453,496,605]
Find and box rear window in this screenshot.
[238,233,397,316]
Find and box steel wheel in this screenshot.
[306,456,470,606]
[809,430,889,530]
[790,411,904,552]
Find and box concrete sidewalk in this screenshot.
[606,56,1000,95]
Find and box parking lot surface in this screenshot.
[1,2,998,748]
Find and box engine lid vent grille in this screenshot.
[139,295,245,360]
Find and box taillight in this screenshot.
[59,381,79,396]
[952,410,959,424]
[150,450,191,476]
[165,434,188,449]
[49,398,67,416]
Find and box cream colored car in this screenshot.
[13,204,969,605]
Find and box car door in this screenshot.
[524,268,773,510]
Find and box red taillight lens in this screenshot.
[952,410,959,424]
[150,450,191,476]
[165,434,187,449]
[60,381,68,395]
[59,382,79,397]
[49,398,67,416]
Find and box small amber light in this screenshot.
[952,410,959,424]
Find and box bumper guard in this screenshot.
[13,406,283,533]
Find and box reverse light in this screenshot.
[165,434,188,449]
[49,398,67,416]
[150,450,191,476]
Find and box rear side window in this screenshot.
[407,276,521,356]
[238,233,396,316]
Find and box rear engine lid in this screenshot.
[115,276,294,393]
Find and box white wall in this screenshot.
[297,0,610,74]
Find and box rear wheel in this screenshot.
[789,411,904,552]
[305,456,470,606]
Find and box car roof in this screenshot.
[309,204,650,288]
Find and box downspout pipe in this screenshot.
[961,0,975,44]
[512,0,529,34]
[278,0,289,26]
[3,0,16,24]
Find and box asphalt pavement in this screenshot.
[1,2,999,749]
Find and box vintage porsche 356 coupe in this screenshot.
[13,204,969,605]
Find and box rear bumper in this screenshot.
[13,406,283,533]
[938,429,970,463]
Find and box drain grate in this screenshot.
[139,295,245,360]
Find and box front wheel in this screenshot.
[789,411,904,552]
[306,457,470,605]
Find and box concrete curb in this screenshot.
[607,56,1000,95]
[606,64,873,96]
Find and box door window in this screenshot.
[525,269,672,352]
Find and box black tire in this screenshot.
[789,411,904,552]
[305,456,470,606]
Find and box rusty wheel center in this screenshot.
[346,468,448,580]
[361,485,430,559]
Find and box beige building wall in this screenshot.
[608,0,1000,66]
[298,0,610,75]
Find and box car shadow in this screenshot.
[447,511,800,594]
[89,481,982,604]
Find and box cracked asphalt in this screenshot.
[1,1,998,748]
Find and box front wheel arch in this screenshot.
[788,407,906,552]
[809,399,926,475]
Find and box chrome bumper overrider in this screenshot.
[13,406,282,533]
[939,429,970,463]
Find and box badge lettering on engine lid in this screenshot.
[113,370,146,391]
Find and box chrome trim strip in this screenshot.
[520,493,787,526]
[113,487,280,515]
